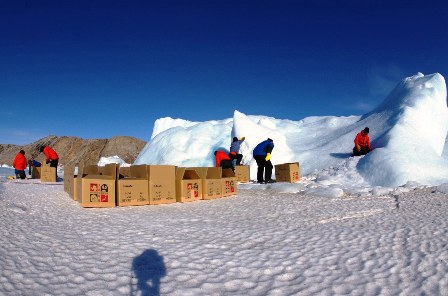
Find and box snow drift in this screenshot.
[134,73,448,187]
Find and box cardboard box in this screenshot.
[235,165,250,183]
[63,164,76,198]
[40,163,56,183]
[75,163,98,202]
[190,167,222,200]
[116,165,149,207]
[147,165,177,205]
[275,162,301,183]
[176,167,202,203]
[31,166,41,179]
[73,177,78,201]
[77,163,117,208]
[221,168,237,197]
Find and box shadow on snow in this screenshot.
[131,249,167,296]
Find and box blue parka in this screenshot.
[253,139,274,157]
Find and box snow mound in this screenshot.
[97,156,130,167]
[357,73,448,186]
[134,73,448,188]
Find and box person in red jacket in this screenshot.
[214,150,234,171]
[353,127,372,156]
[13,150,27,179]
[40,145,59,180]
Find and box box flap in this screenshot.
[130,165,149,179]
[187,167,207,179]
[102,163,118,179]
[222,168,235,178]
[78,162,99,177]
[83,174,115,180]
[119,166,131,178]
[149,165,176,181]
[206,167,222,179]
[176,167,200,180]
[184,169,200,180]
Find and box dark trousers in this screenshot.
[254,155,273,182]
[15,170,26,179]
[353,146,371,156]
[220,159,234,172]
[50,159,59,180]
[229,153,243,165]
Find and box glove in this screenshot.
[355,144,361,152]
[265,153,271,161]
[46,160,50,164]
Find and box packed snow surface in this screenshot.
[1,172,448,295]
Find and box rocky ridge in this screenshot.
[0,135,146,167]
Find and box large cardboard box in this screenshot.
[76,163,98,202]
[147,165,177,205]
[40,163,56,183]
[31,166,41,179]
[190,167,222,200]
[63,164,76,198]
[77,163,117,208]
[275,162,301,183]
[176,167,202,203]
[116,165,149,207]
[73,177,78,201]
[235,165,250,183]
[221,168,237,197]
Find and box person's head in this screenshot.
[267,138,273,143]
[39,146,45,152]
[19,150,25,155]
[363,127,369,134]
[233,137,238,142]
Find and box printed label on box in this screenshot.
[89,183,109,202]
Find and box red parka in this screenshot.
[43,146,59,161]
[354,130,372,150]
[13,152,27,171]
[215,151,230,167]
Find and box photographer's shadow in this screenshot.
[131,249,166,296]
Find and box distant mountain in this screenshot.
[0,135,146,167]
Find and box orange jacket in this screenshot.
[13,152,27,171]
[354,130,371,150]
[43,146,59,161]
[215,151,230,167]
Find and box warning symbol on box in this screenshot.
[90,183,99,192]
[100,194,108,202]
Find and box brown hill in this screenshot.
[0,135,146,167]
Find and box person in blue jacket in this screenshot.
[28,159,42,175]
[252,138,275,184]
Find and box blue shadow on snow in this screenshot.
[131,249,167,296]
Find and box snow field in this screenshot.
[1,178,447,295]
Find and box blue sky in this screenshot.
[1,0,448,145]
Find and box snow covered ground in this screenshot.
[1,170,448,295]
[1,73,448,295]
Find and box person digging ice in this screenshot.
[352,127,372,156]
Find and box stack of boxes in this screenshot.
[62,161,300,208]
[63,164,237,208]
